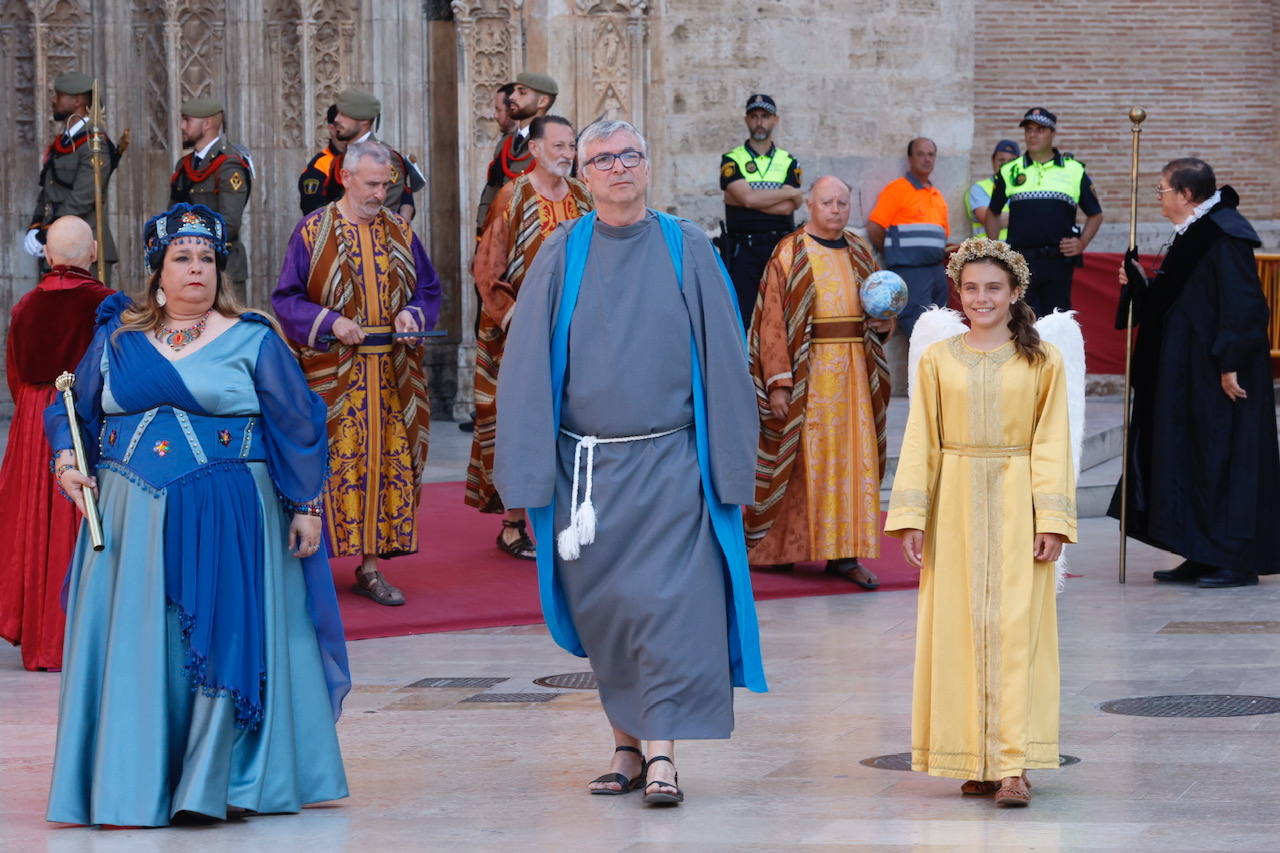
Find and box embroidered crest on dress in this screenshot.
[218,429,233,446]
[108,429,118,446]
[153,440,171,457]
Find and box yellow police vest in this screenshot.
[1000,154,1085,207]
[968,177,1008,240]
[725,145,795,189]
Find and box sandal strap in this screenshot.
[590,772,631,787]
[646,755,673,766]
[614,745,643,756]
[501,519,528,531]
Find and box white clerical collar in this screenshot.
[354,131,373,144]
[194,135,222,162]
[1173,189,1221,236]
[64,116,87,139]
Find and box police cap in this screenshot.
[181,97,224,118]
[53,71,94,95]
[1019,107,1057,130]
[336,88,381,121]
[745,94,777,115]
[993,139,1021,157]
[516,72,559,96]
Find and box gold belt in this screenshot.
[811,315,865,343]
[941,442,1030,458]
[356,324,393,354]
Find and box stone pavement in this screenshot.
[2,408,1279,851]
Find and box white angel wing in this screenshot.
[907,307,967,396]
[1034,309,1086,592]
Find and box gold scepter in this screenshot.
[1118,106,1146,584]
[53,372,104,551]
[88,78,108,284]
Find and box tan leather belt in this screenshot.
[942,442,1031,458]
[811,315,865,343]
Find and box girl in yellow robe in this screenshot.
[885,238,1077,807]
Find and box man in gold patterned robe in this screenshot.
[274,140,441,606]
[746,176,892,588]
[466,116,592,559]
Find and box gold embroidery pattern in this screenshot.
[888,487,930,515]
[1033,492,1076,516]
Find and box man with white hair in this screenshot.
[273,140,442,607]
[494,120,766,805]
[467,115,593,559]
[0,216,112,670]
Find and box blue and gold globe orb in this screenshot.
[860,270,909,319]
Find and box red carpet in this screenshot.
[334,481,918,641]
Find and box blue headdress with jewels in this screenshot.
[143,203,229,273]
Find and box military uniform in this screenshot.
[169,98,252,284]
[298,134,423,217]
[28,73,118,279]
[474,72,558,236]
[298,89,424,218]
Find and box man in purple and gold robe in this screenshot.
[273,140,441,606]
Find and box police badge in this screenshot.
[744,161,758,174]
[303,178,320,195]
[1014,173,1027,186]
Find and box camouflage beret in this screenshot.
[516,71,558,96]
[335,88,381,121]
[180,97,224,118]
[53,71,94,95]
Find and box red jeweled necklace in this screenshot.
[155,310,212,351]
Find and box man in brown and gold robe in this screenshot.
[274,140,441,606]
[746,176,893,588]
[467,115,592,559]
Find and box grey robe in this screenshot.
[494,211,759,739]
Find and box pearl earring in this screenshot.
[156,289,167,307]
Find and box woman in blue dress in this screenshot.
[46,204,350,827]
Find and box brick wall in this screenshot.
[973,0,1280,243]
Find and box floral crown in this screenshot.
[945,237,1031,294]
[142,203,228,273]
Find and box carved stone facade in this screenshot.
[10,3,1263,419]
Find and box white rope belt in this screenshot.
[556,424,693,560]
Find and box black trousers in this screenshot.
[723,232,786,327]
[1023,253,1075,315]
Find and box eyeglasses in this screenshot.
[585,149,645,171]
[1154,184,1175,197]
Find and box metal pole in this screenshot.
[54,372,104,551]
[1118,106,1146,584]
[88,79,108,284]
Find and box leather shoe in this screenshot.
[1153,560,1207,583]
[1196,569,1259,589]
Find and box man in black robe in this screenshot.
[1111,158,1279,588]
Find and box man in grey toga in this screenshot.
[494,119,767,806]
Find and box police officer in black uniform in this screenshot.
[719,94,803,325]
[985,108,1104,314]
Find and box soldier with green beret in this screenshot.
[474,71,558,234]
[25,71,119,282]
[169,97,254,290]
[298,87,425,218]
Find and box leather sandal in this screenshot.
[497,519,537,560]
[642,755,684,805]
[352,568,405,607]
[588,745,646,795]
[825,558,879,590]
[960,780,1000,795]
[994,773,1031,807]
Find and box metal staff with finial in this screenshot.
[87,78,109,284]
[53,371,104,551]
[1118,105,1146,584]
